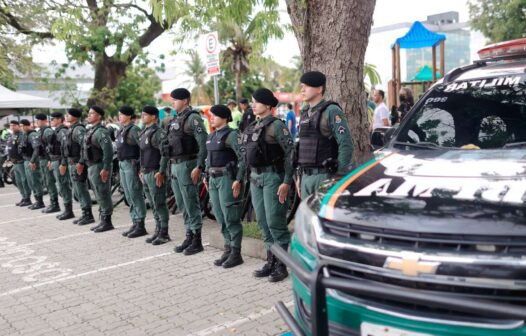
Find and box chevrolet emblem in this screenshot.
[384,253,440,276]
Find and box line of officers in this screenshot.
[6,71,353,283]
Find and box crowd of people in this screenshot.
[4,70,355,283]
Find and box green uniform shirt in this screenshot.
[259,115,294,185]
[147,124,168,173]
[205,126,246,182]
[304,99,354,170]
[28,131,42,164]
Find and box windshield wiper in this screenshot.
[392,141,443,150]
[503,141,526,149]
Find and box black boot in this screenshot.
[56,203,75,220]
[122,221,137,237]
[17,198,31,206]
[28,196,45,210]
[174,230,194,253]
[152,226,171,245]
[77,208,95,226]
[93,215,114,233]
[127,219,148,238]
[269,244,289,282]
[0,179,5,188]
[42,198,60,214]
[183,229,204,255]
[214,245,231,266]
[253,250,275,278]
[146,223,160,244]
[223,247,244,269]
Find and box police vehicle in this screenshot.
[274,38,526,335]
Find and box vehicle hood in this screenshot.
[315,149,526,235]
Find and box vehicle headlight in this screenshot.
[294,201,321,253]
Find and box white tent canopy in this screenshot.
[0,84,53,109]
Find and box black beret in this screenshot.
[90,105,105,116]
[300,71,326,87]
[20,119,30,126]
[50,112,64,119]
[239,98,249,104]
[252,88,278,108]
[9,120,19,125]
[67,108,82,118]
[142,105,159,116]
[170,88,191,100]
[119,105,134,116]
[35,113,47,121]
[210,104,232,122]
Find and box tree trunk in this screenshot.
[286,0,376,165]
[235,69,242,101]
[88,55,127,108]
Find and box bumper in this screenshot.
[272,236,526,336]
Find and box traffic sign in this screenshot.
[203,31,221,76]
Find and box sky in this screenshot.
[31,0,476,92]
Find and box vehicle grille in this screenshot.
[322,219,526,255]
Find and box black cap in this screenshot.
[170,88,191,100]
[119,105,134,116]
[67,108,82,118]
[50,112,64,119]
[20,119,30,126]
[90,105,105,116]
[142,105,159,116]
[252,88,278,108]
[210,104,232,122]
[35,113,47,121]
[9,120,19,125]
[239,98,249,104]
[300,71,326,87]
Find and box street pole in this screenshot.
[213,76,219,104]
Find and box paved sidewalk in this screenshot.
[0,185,291,335]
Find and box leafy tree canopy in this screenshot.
[469,0,526,43]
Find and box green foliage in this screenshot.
[182,50,211,105]
[242,221,262,240]
[364,63,381,92]
[468,0,526,43]
[92,63,161,117]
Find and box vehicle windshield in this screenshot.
[395,74,526,149]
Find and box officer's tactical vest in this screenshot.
[19,130,36,160]
[116,125,140,161]
[7,132,23,162]
[167,110,199,158]
[83,124,104,164]
[46,125,65,160]
[63,123,84,161]
[140,125,161,171]
[298,101,340,168]
[242,117,284,169]
[38,126,52,158]
[206,128,237,168]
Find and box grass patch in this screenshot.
[242,221,262,240]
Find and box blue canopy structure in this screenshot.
[394,21,446,49]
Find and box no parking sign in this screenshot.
[203,31,221,76]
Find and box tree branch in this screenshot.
[0,5,53,38]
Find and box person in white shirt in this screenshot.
[372,89,390,131]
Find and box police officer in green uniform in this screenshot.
[63,108,94,225]
[47,112,75,220]
[19,119,45,209]
[77,106,114,232]
[35,113,60,213]
[116,106,147,238]
[297,71,354,199]
[140,106,171,245]
[241,88,294,282]
[205,105,245,268]
[8,120,32,206]
[165,88,208,256]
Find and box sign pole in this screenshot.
[213,76,219,104]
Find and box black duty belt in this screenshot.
[11,159,24,164]
[170,155,197,164]
[49,155,61,161]
[67,157,81,164]
[250,166,283,174]
[208,167,228,178]
[141,167,159,174]
[85,160,102,167]
[301,167,331,176]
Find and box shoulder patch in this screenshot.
[193,119,199,126]
[335,115,342,124]
[283,128,289,136]
[337,125,346,134]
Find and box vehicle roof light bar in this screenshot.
[478,38,526,60]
